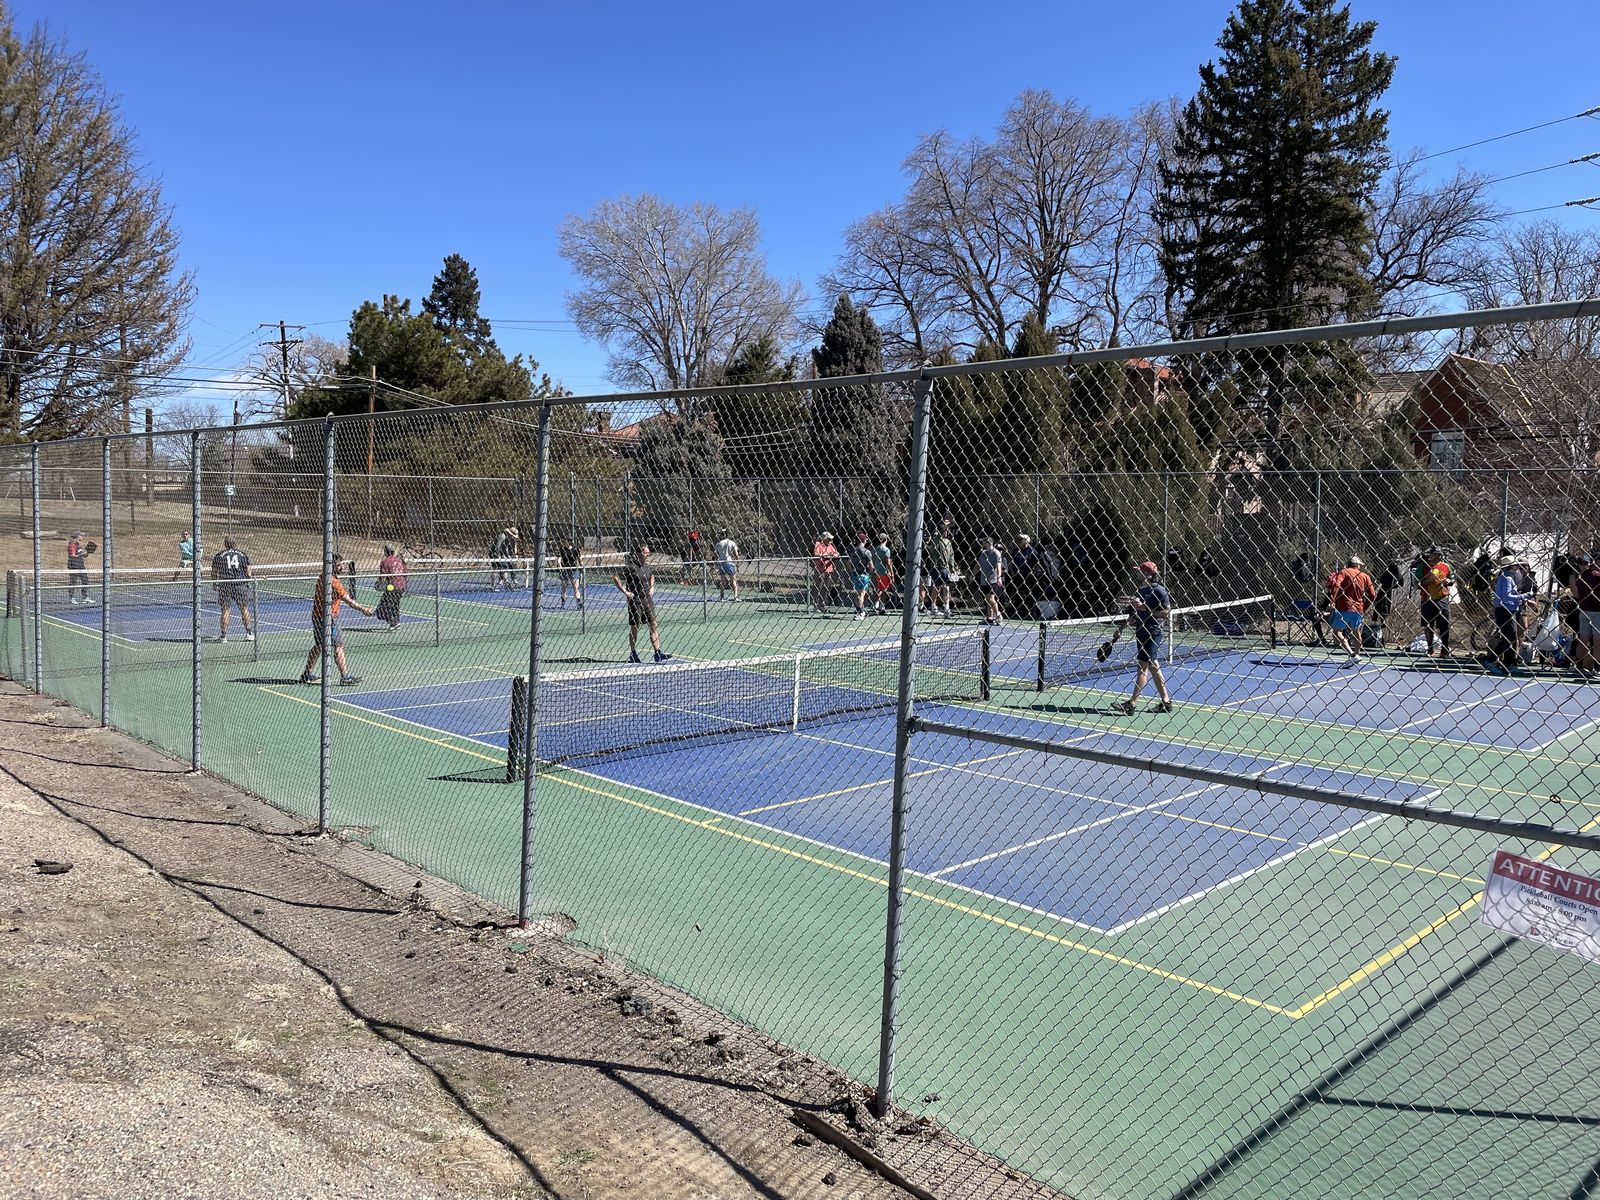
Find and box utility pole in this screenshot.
[259,321,304,517]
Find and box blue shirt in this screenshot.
[1134,583,1171,637]
[1493,569,1529,612]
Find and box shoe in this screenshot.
[337,675,361,686]
[1487,664,1508,676]
[68,598,79,606]
[577,600,585,609]
[943,608,952,618]
[629,651,641,664]
[245,632,255,642]
[653,650,671,663]
[387,622,399,630]
[1115,700,1135,715]
[299,672,316,685]
[853,612,865,621]
[1155,700,1174,714]
[218,635,228,644]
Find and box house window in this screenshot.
[1429,430,1467,474]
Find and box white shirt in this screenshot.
[715,538,739,563]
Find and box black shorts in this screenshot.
[626,597,656,626]
[216,582,251,609]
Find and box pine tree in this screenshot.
[806,296,906,537]
[423,254,494,347]
[1157,0,1393,438]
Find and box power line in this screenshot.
[1415,105,1600,164]
[1485,152,1600,187]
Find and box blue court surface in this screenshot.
[331,672,1434,937]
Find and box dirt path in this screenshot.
[0,685,1042,1200]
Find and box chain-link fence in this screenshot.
[4,300,1600,1198]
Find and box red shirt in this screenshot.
[1327,567,1376,613]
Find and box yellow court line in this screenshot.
[1289,815,1600,1018]
[548,768,1296,1017]
[1326,847,1483,886]
[259,686,504,767]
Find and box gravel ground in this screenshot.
[0,686,1049,1200]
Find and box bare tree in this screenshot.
[0,15,193,440]
[249,333,348,410]
[817,205,953,367]
[825,91,1137,359]
[1458,220,1600,360]
[559,194,801,391]
[1367,150,1500,316]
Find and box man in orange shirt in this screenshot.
[1326,555,1377,665]
[300,557,375,687]
[1417,548,1453,658]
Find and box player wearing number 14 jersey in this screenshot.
[211,536,255,643]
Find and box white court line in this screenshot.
[927,780,1236,879]
[1387,679,1540,734]
[1534,712,1600,751]
[1223,663,1385,708]
[1100,810,1397,936]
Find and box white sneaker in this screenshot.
[245,633,256,642]
[853,611,866,621]
[943,608,952,618]
[68,598,79,606]
[218,635,228,643]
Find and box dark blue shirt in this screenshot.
[1134,583,1170,637]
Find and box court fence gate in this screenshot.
[3,298,1600,1199]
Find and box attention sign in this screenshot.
[1480,851,1600,965]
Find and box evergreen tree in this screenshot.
[1000,313,1067,534]
[1157,0,1393,438]
[631,402,760,559]
[422,254,494,346]
[714,334,803,479]
[806,296,906,537]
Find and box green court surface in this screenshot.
[12,583,1600,1199]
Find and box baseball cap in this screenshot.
[820,531,833,540]
[1137,560,1158,575]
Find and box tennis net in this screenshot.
[1036,595,1274,690]
[512,628,990,768]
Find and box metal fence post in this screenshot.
[754,478,763,563]
[518,402,554,926]
[568,470,577,549]
[1500,470,1511,547]
[593,476,602,552]
[1033,474,1042,541]
[623,472,632,551]
[875,374,936,1119]
[318,419,334,833]
[1161,471,1170,578]
[29,444,40,694]
[190,431,202,771]
[1312,471,1324,583]
[100,439,111,726]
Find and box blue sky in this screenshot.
[13,0,1600,406]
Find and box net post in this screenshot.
[593,475,602,553]
[579,564,587,635]
[190,430,202,772]
[1036,622,1046,692]
[791,652,802,730]
[875,373,935,1121]
[318,418,334,834]
[622,472,632,551]
[981,626,991,701]
[29,443,40,694]
[517,401,554,928]
[100,439,111,725]
[433,563,441,647]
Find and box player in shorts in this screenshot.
[925,519,955,616]
[65,530,96,605]
[210,536,255,642]
[172,530,194,582]
[871,533,894,616]
[613,543,670,663]
[714,530,739,601]
[1117,560,1173,714]
[848,531,874,621]
[300,558,373,686]
[977,536,1004,625]
[1326,555,1377,664]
